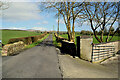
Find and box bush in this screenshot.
[80,30,93,35]
[31,36,39,42]
[24,37,32,45]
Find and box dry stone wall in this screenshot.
[61,40,76,57]
[2,32,48,56]
[1,41,25,56]
[55,33,76,57]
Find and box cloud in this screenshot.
[42,21,48,24]
[1,27,26,30]
[2,2,41,22]
[32,27,47,31]
[37,21,48,25]
[1,26,47,31]
[37,22,41,25]
[0,0,32,2]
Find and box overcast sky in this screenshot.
[0,2,118,31]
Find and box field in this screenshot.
[59,34,120,44]
[0,30,42,45]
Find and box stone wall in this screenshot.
[55,33,76,57]
[61,40,76,58]
[1,41,25,56]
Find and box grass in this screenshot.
[58,34,120,44]
[53,33,61,47]
[0,30,43,45]
[25,34,49,49]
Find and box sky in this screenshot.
[0,2,118,32]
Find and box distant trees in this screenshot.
[80,30,93,35]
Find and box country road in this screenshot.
[2,34,62,78]
[2,34,118,79]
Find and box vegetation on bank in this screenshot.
[53,33,61,47]
[0,30,43,45]
[25,34,49,49]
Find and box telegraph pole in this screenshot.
[53,25,54,34]
[57,10,60,35]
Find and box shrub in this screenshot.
[32,36,39,42]
[24,37,32,45]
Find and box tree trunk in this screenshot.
[90,19,102,43]
[72,26,75,42]
[67,22,72,41]
[109,27,119,41]
[106,30,111,42]
[100,30,104,42]
[67,2,72,41]
[72,18,75,42]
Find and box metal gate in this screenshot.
[92,45,115,62]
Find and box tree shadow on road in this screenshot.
[36,41,54,47]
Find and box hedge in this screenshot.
[8,32,47,45]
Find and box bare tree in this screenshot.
[80,2,119,43]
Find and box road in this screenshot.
[58,55,118,78]
[2,34,118,78]
[2,34,62,78]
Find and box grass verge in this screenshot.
[25,34,49,49]
[52,33,61,47]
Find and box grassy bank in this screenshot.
[53,33,62,47]
[25,34,49,49]
[53,34,60,47]
[1,30,43,45]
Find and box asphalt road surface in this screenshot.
[2,34,62,78]
[2,34,118,79]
